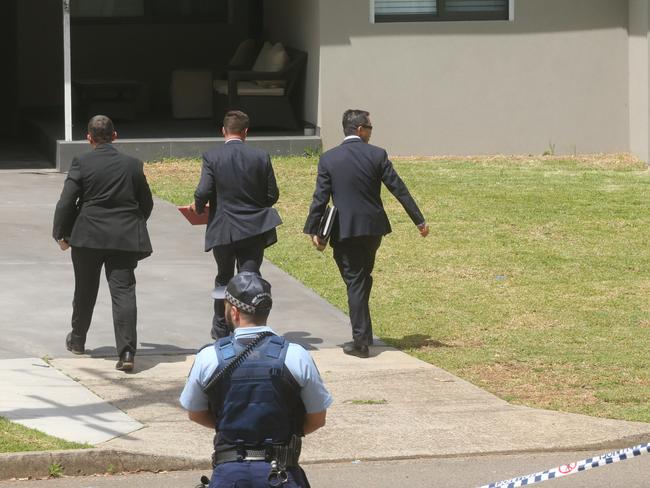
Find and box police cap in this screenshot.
[223,271,272,315]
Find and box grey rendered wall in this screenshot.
[629,0,650,162]
[318,0,630,156]
[263,0,321,128]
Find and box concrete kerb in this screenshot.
[0,449,210,481]
[3,433,650,482]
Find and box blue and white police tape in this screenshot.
[478,442,650,488]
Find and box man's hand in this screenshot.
[417,222,429,238]
[57,239,70,251]
[189,201,197,213]
[311,235,326,252]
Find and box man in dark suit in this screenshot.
[53,115,153,372]
[191,110,282,340]
[304,109,429,358]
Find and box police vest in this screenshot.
[206,334,306,452]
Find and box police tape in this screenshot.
[477,442,650,488]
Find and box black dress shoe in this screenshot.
[115,351,135,372]
[342,343,369,358]
[65,333,85,355]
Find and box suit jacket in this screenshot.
[52,144,153,257]
[303,138,424,241]
[195,140,282,251]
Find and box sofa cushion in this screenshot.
[229,38,257,68]
[251,42,272,71]
[213,79,284,97]
[252,42,290,88]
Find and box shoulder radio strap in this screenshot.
[203,331,275,393]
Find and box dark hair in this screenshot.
[223,110,250,133]
[87,115,114,144]
[251,310,271,323]
[226,302,271,324]
[342,109,370,136]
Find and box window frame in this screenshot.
[373,0,511,23]
[70,0,230,25]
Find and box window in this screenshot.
[149,0,226,17]
[72,0,144,17]
[374,0,509,23]
[71,0,228,22]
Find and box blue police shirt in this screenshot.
[180,326,333,414]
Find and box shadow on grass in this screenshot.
[386,334,455,350]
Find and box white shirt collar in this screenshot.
[225,137,244,144]
[344,135,362,142]
[233,325,275,337]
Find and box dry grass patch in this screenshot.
[397,153,645,170]
[503,313,562,331]
[466,361,600,411]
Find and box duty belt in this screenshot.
[212,444,300,467]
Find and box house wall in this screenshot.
[629,0,650,162]
[318,0,630,156]
[263,0,321,127]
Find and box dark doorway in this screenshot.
[68,0,264,133]
[0,0,18,138]
[0,0,55,169]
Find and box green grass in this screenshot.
[0,417,90,453]
[145,154,650,422]
[344,399,389,405]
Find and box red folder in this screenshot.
[178,204,209,225]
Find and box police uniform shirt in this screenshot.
[180,326,333,414]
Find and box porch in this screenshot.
[21,108,319,172]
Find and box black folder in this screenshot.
[317,206,337,242]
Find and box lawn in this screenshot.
[0,417,89,453]
[145,154,650,423]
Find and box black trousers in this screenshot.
[70,247,139,356]
[211,234,265,339]
[332,235,382,346]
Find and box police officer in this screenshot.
[180,272,332,488]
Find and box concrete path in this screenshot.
[1,169,650,481]
[0,171,350,359]
[0,358,141,445]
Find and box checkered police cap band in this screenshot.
[224,290,256,314]
[225,290,272,314]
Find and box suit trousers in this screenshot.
[70,247,138,356]
[332,235,382,346]
[211,234,266,339]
